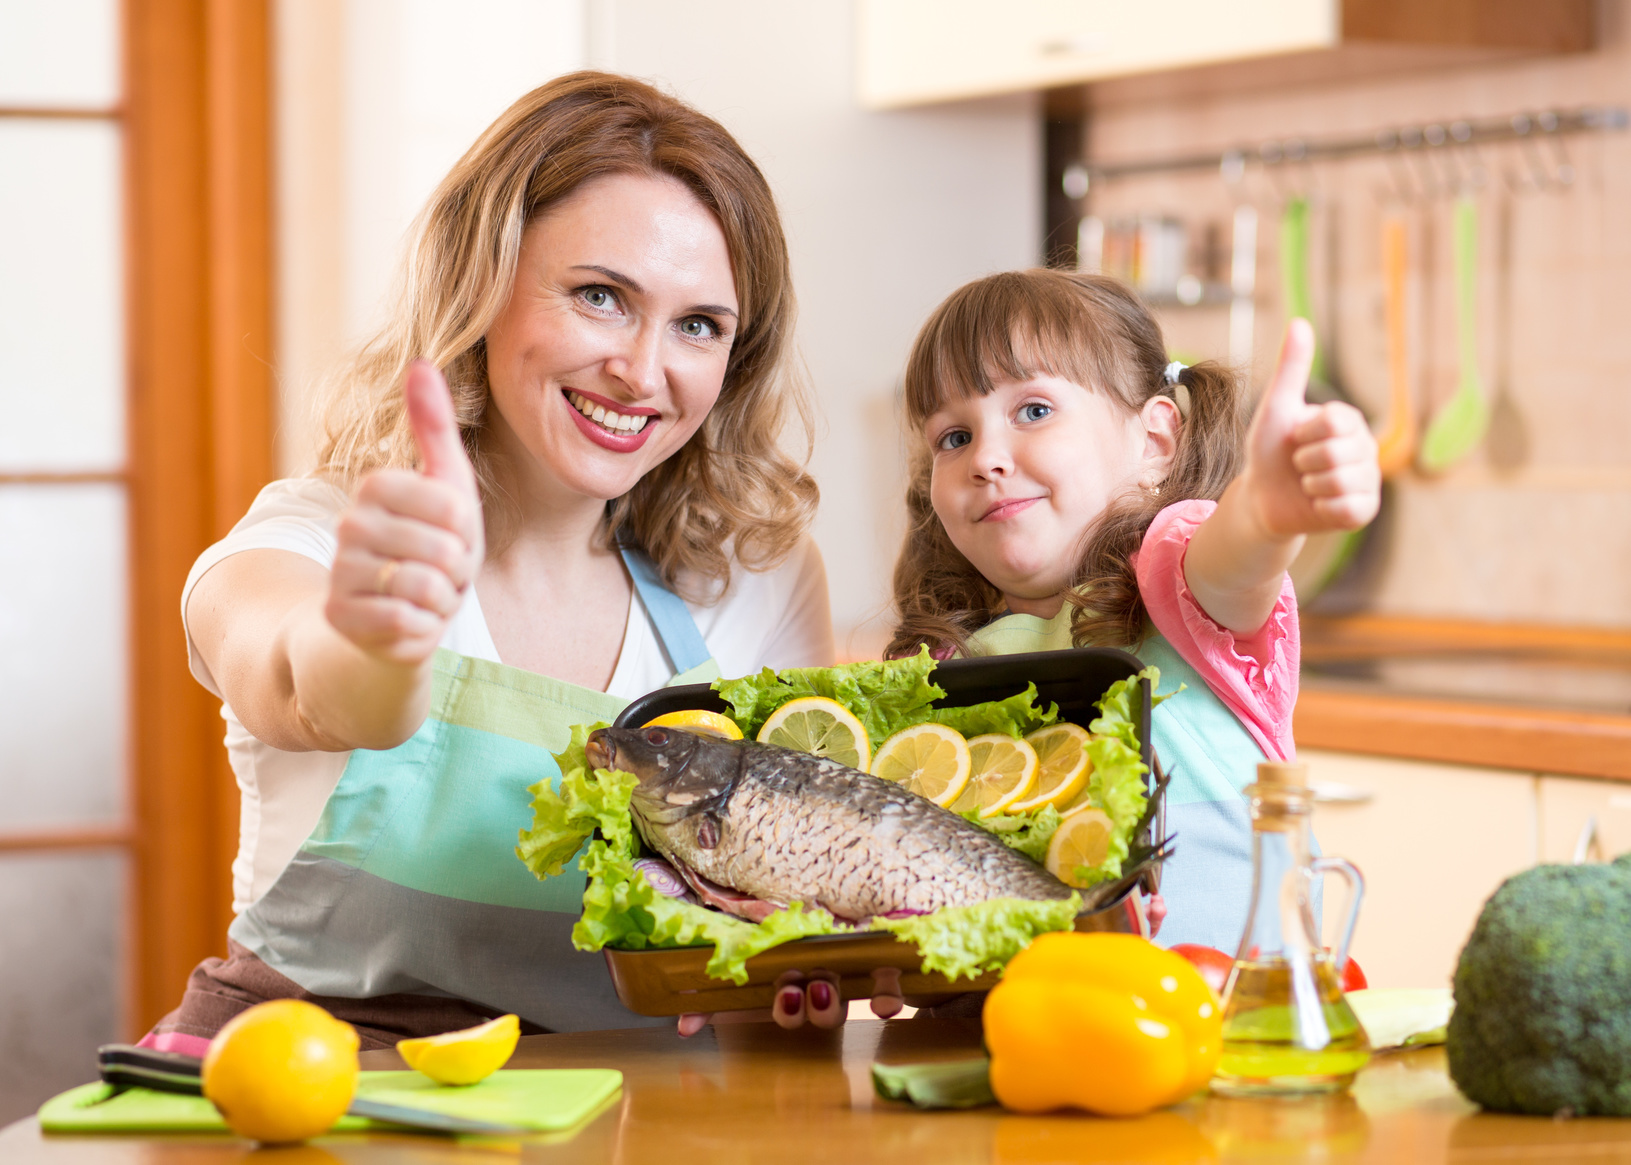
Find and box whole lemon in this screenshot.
[202,1000,359,1143]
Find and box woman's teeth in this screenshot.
[568,391,650,433]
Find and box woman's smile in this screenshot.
[562,387,659,451]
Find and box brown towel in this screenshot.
[147,940,549,1051]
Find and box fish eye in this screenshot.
[644,728,670,746]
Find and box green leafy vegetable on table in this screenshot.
[516,649,1167,984]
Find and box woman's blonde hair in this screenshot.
[886,269,1247,658]
[316,71,816,598]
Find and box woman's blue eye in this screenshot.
[679,317,717,339]
[938,430,971,451]
[582,287,616,310]
[1019,402,1052,422]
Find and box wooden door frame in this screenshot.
[126,0,274,1033]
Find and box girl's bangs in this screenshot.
[903,274,1104,426]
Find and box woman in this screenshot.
[146,72,838,1052]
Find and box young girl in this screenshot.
[887,269,1380,952]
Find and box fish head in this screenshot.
[585,726,740,831]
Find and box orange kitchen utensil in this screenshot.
[1375,215,1413,477]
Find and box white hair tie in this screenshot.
[1162,361,1191,419]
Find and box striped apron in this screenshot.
[225,548,719,1033]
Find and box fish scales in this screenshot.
[586,727,1073,922]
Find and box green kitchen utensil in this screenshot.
[1418,195,1490,472]
[1279,197,1330,394]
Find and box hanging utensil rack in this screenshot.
[1080,107,1627,185]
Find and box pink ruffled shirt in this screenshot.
[1132,499,1299,761]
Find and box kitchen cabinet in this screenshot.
[1301,749,1536,992]
[856,0,1595,110]
[1538,775,1631,863]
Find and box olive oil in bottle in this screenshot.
[1211,763,1371,1097]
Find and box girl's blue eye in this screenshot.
[938,430,971,451]
[1019,402,1052,423]
[679,317,717,339]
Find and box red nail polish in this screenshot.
[809,981,834,1010]
[778,987,802,1014]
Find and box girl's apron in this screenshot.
[226,548,719,1033]
[965,612,1276,952]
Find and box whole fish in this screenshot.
[585,726,1074,924]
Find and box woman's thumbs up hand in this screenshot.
[326,361,486,665]
[1241,319,1380,540]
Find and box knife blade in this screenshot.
[96,1044,530,1136]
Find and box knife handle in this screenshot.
[97,1044,206,1096]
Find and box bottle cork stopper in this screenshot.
[1256,761,1308,787]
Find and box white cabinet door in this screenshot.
[1300,750,1536,991]
[1538,776,1631,863]
[858,0,1336,108]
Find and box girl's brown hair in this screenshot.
[315,71,815,599]
[886,269,1246,658]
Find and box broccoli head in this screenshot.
[1447,852,1631,1116]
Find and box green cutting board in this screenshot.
[38,1068,622,1135]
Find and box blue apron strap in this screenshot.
[618,545,712,675]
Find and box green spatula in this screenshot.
[1418,196,1490,472]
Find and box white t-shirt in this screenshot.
[182,477,836,914]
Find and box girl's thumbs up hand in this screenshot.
[326,361,486,666]
[1241,319,1380,540]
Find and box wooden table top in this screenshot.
[8,1017,1631,1163]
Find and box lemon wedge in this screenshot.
[950,733,1040,818]
[396,1014,520,1086]
[1045,807,1116,887]
[756,696,872,770]
[871,722,972,807]
[642,709,744,740]
[1008,722,1092,813]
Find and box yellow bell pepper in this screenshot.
[984,931,1223,1116]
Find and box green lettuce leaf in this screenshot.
[1073,666,1178,885]
[960,804,1062,864]
[926,683,1058,739]
[714,647,945,746]
[874,894,1081,981]
[515,721,626,878]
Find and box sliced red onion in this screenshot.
[634,858,695,901]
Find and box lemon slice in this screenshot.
[396,1014,520,1086]
[642,709,744,740]
[950,733,1039,818]
[756,696,872,770]
[1008,722,1092,813]
[871,722,972,807]
[1045,807,1116,887]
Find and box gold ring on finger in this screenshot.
[375,559,402,596]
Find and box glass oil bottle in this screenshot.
[1211,761,1371,1096]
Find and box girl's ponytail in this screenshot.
[1064,359,1246,648]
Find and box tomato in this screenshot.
[1339,954,1368,993]
[1169,943,1233,997]
[1170,943,1367,996]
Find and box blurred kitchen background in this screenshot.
[2,0,1629,1126]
